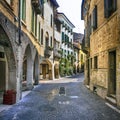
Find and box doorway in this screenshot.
[108,50,116,95]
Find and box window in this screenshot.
[31,8,37,36]
[0,52,4,58]
[62,32,64,42]
[90,58,92,69]
[41,29,43,45]
[41,4,44,17]
[21,0,26,21]
[35,14,37,36]
[50,14,53,27]
[38,22,40,42]
[94,56,98,69]
[31,8,35,33]
[92,6,97,31]
[104,0,117,18]
[50,36,52,47]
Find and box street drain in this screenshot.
[59,87,65,95]
[39,104,56,112]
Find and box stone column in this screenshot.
[27,56,33,90]
[16,46,22,102]
[34,58,39,85]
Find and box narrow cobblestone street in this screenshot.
[0,73,120,120]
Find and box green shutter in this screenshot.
[31,9,34,33]
[21,0,26,21]
[39,22,40,42]
[62,32,64,42]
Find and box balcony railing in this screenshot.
[31,0,42,14]
[53,48,61,60]
[44,46,53,58]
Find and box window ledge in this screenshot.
[30,32,37,41]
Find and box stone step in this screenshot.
[110,94,116,99]
[105,96,117,106]
[86,85,90,89]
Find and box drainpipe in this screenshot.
[18,0,21,44]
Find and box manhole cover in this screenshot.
[39,104,56,112]
[59,87,65,95]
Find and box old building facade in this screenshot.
[0,0,59,103]
[82,0,120,107]
[58,13,75,76]
[73,32,86,73]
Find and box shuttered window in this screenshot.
[38,22,41,42]
[21,0,26,22]
[104,0,117,18]
[92,6,97,31]
[31,8,37,36]
[62,32,64,42]
[31,8,35,33]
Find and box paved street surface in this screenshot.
[0,73,120,120]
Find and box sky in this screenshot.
[57,0,84,34]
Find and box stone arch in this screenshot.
[0,25,16,94]
[40,59,53,80]
[22,44,33,90]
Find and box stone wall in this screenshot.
[84,0,120,106]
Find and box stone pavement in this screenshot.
[0,73,120,120]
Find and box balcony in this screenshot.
[31,0,42,14]
[44,47,53,58]
[53,49,61,60]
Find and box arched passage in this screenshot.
[40,59,53,80]
[0,25,16,102]
[22,45,33,90]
